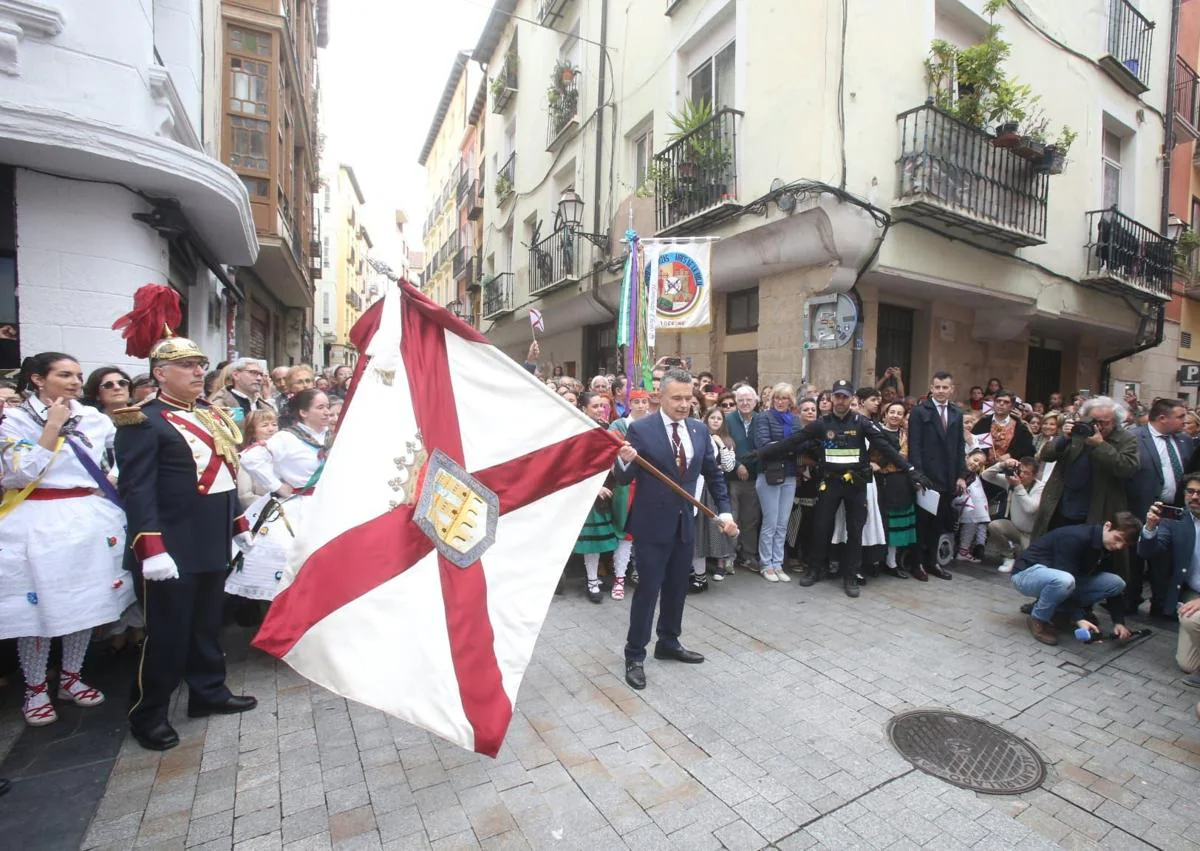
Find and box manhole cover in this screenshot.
[886,709,1045,794]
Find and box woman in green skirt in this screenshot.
[573,391,622,603]
[874,401,918,577]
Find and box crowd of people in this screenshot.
[0,350,351,744]
[542,349,1200,701]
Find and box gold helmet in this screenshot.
[149,332,205,363]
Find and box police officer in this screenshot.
[113,287,258,751]
[756,380,924,597]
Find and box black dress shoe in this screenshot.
[625,661,645,690]
[843,574,861,598]
[0,778,10,797]
[927,564,953,580]
[187,695,258,718]
[653,644,704,663]
[688,576,709,593]
[883,566,908,579]
[910,565,929,582]
[131,722,179,751]
[797,565,820,586]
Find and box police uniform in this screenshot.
[757,380,915,596]
[111,301,257,750]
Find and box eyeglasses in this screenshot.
[1185,488,1200,497]
[719,402,736,409]
[100,379,131,390]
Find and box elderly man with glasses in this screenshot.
[210,358,272,422]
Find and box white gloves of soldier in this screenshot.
[142,552,180,582]
[233,531,256,554]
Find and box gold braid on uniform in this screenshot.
[112,397,151,427]
[195,403,243,472]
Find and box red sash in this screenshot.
[162,410,235,494]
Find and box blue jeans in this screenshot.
[755,474,797,570]
[1012,565,1126,624]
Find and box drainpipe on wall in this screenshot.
[1099,0,1179,394]
[587,0,617,320]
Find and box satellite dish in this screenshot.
[771,178,796,214]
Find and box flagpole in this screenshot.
[599,429,719,521]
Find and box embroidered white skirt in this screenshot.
[226,493,312,601]
[832,479,887,547]
[0,494,131,639]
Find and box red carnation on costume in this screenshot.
[111,284,182,358]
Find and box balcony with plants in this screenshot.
[649,100,742,236]
[482,272,514,319]
[896,0,1074,248]
[546,62,580,151]
[1082,207,1173,302]
[1099,0,1155,95]
[490,53,518,114]
[495,153,516,205]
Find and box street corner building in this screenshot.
[0,0,328,374]
[253,283,621,757]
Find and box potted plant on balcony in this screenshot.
[553,59,577,85]
[1033,126,1077,174]
[1174,228,1200,277]
[494,172,513,199]
[665,98,716,180]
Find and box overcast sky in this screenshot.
[320,0,490,267]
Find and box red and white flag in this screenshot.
[254,282,620,756]
[529,308,544,332]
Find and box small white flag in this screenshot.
[529,308,544,331]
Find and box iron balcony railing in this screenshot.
[528,225,584,296]
[653,107,742,234]
[1176,55,1200,137]
[456,170,469,204]
[492,54,518,114]
[1105,0,1155,92]
[482,272,514,318]
[495,152,516,202]
[466,179,483,221]
[452,247,467,279]
[1083,207,1173,301]
[895,103,1049,247]
[546,75,579,147]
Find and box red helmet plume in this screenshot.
[112,284,183,359]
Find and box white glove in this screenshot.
[233,531,256,553]
[142,552,180,582]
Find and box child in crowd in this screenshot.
[955,449,991,562]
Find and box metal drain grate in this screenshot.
[886,709,1046,794]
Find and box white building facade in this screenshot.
[472,0,1177,402]
[0,0,258,376]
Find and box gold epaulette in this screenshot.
[112,398,152,427]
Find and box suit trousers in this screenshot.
[809,478,867,576]
[129,571,232,731]
[1178,589,1200,673]
[1126,553,1172,615]
[625,520,692,663]
[728,478,761,564]
[917,487,957,568]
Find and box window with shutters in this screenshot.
[1183,331,1193,349]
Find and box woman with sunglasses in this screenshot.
[82,366,132,420]
[0,352,131,726]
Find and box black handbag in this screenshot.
[763,458,787,485]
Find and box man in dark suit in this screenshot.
[1127,399,1194,616]
[614,369,737,690]
[907,371,965,581]
[115,334,259,751]
[1138,473,1200,683]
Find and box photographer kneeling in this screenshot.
[1012,512,1141,645]
[1138,478,1200,685]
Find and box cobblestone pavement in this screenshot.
[78,564,1200,850]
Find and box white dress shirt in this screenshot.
[1148,424,1178,502]
[0,397,114,490]
[660,409,694,466]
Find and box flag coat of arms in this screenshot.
[254,282,620,756]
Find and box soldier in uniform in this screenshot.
[754,380,925,597]
[112,285,258,751]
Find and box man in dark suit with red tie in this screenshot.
[615,369,738,690]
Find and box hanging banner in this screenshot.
[643,238,716,333]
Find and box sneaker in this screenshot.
[58,670,105,707]
[998,558,1015,574]
[956,548,981,564]
[23,682,57,727]
[689,575,709,593]
[711,571,724,582]
[761,569,779,583]
[586,580,603,604]
[776,569,792,583]
[610,577,626,600]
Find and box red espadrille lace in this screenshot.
[23,681,57,727]
[58,670,105,707]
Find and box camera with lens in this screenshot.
[1072,417,1096,438]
